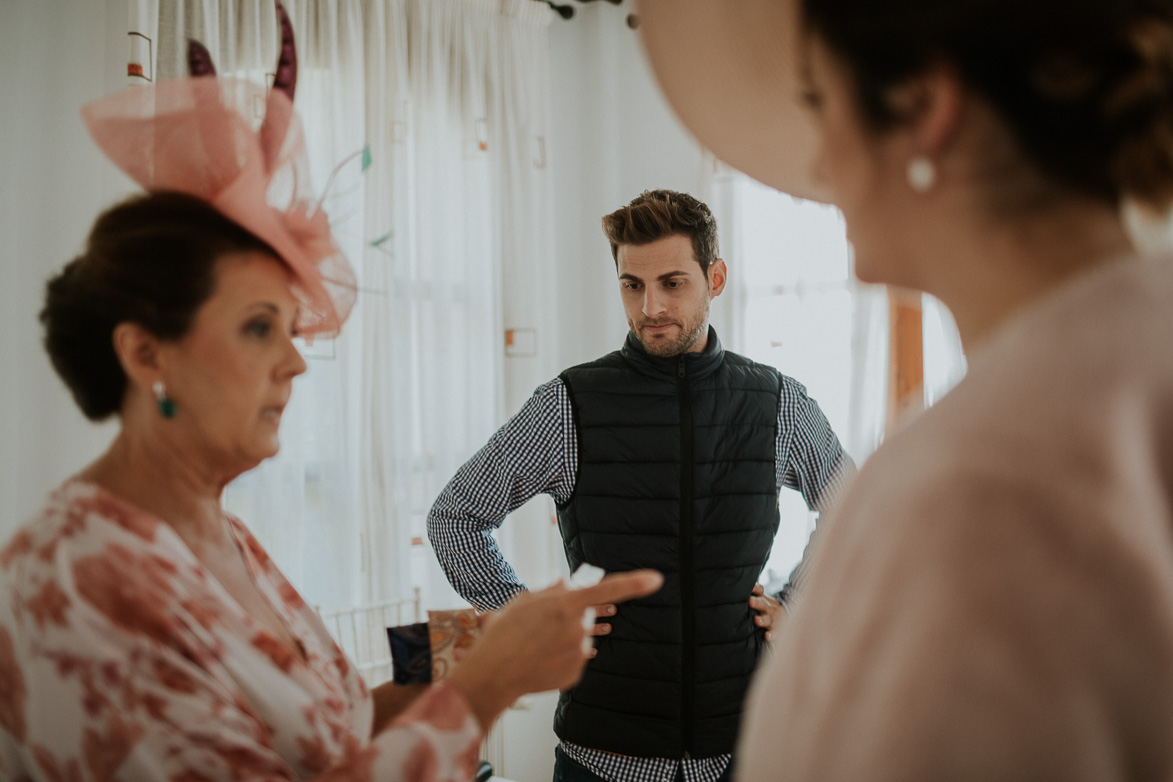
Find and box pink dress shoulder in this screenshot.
[0,481,481,781]
[737,258,1173,780]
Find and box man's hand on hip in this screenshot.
[749,584,787,643]
[590,603,616,636]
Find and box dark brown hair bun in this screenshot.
[41,191,275,420]
[803,0,1173,208]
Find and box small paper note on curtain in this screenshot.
[387,608,482,684]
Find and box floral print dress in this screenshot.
[0,481,482,781]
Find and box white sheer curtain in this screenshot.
[131,0,551,611]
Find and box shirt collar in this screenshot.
[620,325,725,379]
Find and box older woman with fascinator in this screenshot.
[0,6,661,779]
[639,0,1173,779]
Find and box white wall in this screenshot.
[0,1,131,536]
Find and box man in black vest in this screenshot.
[428,190,853,782]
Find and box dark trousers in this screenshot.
[552,746,734,782]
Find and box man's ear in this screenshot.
[707,259,728,298]
[111,321,164,389]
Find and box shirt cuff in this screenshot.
[775,584,793,607]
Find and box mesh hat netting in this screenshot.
[80,3,356,338]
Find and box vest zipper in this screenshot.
[677,354,695,756]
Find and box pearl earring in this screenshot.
[907,155,936,193]
[153,380,177,419]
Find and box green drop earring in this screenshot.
[153,380,177,419]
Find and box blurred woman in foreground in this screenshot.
[640,0,1173,778]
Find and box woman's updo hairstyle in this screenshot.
[801,0,1173,208]
[42,191,276,421]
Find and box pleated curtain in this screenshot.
[128,0,552,611]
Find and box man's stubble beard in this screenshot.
[633,292,711,358]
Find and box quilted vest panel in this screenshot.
[554,328,781,758]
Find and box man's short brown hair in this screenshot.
[601,189,719,275]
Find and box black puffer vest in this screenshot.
[554,327,782,758]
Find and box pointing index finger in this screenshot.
[572,570,664,608]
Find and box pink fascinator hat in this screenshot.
[80,0,356,338]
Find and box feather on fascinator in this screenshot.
[81,1,356,338]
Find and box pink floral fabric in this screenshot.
[0,481,481,781]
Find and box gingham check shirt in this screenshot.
[428,372,853,782]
